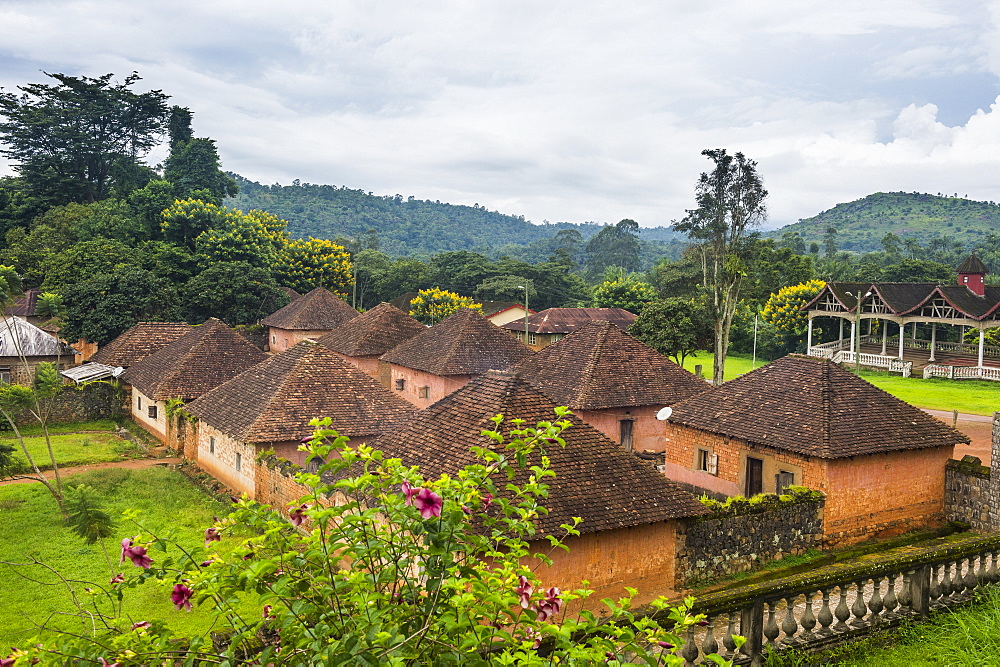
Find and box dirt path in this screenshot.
[923,408,994,465]
[0,457,183,486]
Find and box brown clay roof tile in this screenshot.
[372,371,707,536]
[512,320,708,409]
[261,287,358,330]
[502,307,636,334]
[667,354,968,458]
[316,302,426,357]
[380,308,532,376]
[186,340,415,441]
[121,318,267,401]
[90,322,193,368]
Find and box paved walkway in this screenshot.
[922,408,994,465]
[0,456,183,486]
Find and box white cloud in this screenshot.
[0,1,998,230]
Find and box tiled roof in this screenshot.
[261,287,358,330]
[372,371,707,536]
[512,320,708,410]
[805,282,1000,321]
[667,355,968,459]
[502,307,636,334]
[90,322,193,368]
[315,302,426,357]
[958,254,988,275]
[280,286,302,301]
[388,292,419,312]
[186,340,415,442]
[381,308,532,376]
[121,318,267,401]
[4,289,40,318]
[478,301,531,317]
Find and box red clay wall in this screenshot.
[268,328,334,353]
[388,364,471,408]
[576,405,667,453]
[822,446,953,547]
[525,521,679,605]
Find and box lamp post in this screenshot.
[516,284,529,346]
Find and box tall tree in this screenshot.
[673,149,768,385]
[0,72,169,206]
[583,219,641,279]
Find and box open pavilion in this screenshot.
[801,255,1000,381]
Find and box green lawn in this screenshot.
[680,352,999,415]
[2,432,137,471]
[0,467,245,647]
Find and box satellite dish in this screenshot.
[655,406,673,421]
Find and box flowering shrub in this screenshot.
[273,236,353,296]
[761,280,826,333]
[408,286,482,324]
[8,413,729,665]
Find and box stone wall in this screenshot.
[944,457,992,531]
[2,380,125,427]
[675,491,825,587]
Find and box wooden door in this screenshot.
[745,457,763,496]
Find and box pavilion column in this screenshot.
[807,317,814,352]
[850,320,857,358]
[881,319,888,355]
[898,322,905,359]
[839,319,845,349]
[912,322,918,342]
[929,323,937,362]
[979,328,986,368]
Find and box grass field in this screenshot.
[0,467,243,646]
[680,352,999,415]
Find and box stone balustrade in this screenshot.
[658,534,1000,666]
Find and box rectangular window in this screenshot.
[696,449,719,475]
[235,452,242,472]
[776,470,795,494]
[745,457,764,496]
[619,419,634,450]
[271,335,276,343]
[395,378,405,391]
[137,396,142,410]
[528,333,537,345]
[418,386,430,399]
[0,368,10,384]
[209,437,215,454]
[147,405,157,419]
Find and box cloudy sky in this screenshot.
[1,1,998,230]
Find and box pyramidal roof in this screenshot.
[502,307,637,334]
[186,340,415,442]
[121,318,267,401]
[90,322,193,368]
[316,302,426,357]
[261,287,358,330]
[957,253,989,275]
[380,308,532,376]
[668,355,968,459]
[512,320,708,409]
[372,371,707,536]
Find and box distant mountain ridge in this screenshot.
[768,192,1000,253]
[225,174,682,258]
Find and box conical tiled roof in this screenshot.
[316,302,426,357]
[512,320,707,409]
[372,371,707,536]
[121,318,267,401]
[90,322,193,368]
[957,253,989,275]
[261,287,358,330]
[380,308,532,376]
[668,355,968,459]
[186,340,415,441]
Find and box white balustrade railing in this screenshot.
[809,350,912,377]
[924,365,1000,382]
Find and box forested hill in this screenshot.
[225,175,681,258]
[769,192,1000,253]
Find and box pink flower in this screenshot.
[109,573,124,585]
[657,641,674,649]
[482,493,494,510]
[200,557,215,567]
[289,503,310,527]
[401,480,419,505]
[0,657,13,667]
[534,587,562,622]
[120,538,153,569]
[204,527,221,545]
[99,659,119,667]
[262,604,273,619]
[515,575,533,609]
[119,538,132,564]
[132,621,150,630]
[462,505,471,516]
[171,583,193,611]
[412,488,443,519]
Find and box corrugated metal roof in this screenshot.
[60,363,123,384]
[0,317,75,357]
